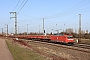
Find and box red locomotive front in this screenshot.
[66,35,74,44]
[50,33,74,44]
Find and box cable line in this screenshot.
[17,0,28,14]
[44,0,89,19]
[13,0,20,11]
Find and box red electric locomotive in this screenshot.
[50,33,74,44]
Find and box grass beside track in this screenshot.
[6,40,50,60]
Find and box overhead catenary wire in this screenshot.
[14,0,90,20]
[44,0,90,19]
[16,0,26,11]
[13,0,21,11]
[10,0,87,21]
[45,8,90,19]
[17,0,28,14]
[17,8,90,28]
[14,0,90,26]
[9,0,90,32]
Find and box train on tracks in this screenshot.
[9,33,74,44]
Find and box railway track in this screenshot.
[73,43,90,49]
[21,39,90,53]
[12,39,68,60]
[25,39,90,49]
[11,38,90,60]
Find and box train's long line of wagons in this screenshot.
[10,33,74,44]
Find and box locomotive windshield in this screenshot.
[67,36,73,38]
[53,33,64,36]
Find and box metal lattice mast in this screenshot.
[43,18,44,34]
[27,24,29,35]
[79,14,81,42]
[10,12,17,35]
[7,24,8,35]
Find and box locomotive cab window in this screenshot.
[53,33,64,36]
[67,36,73,38]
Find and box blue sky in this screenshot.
[0,0,90,33]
